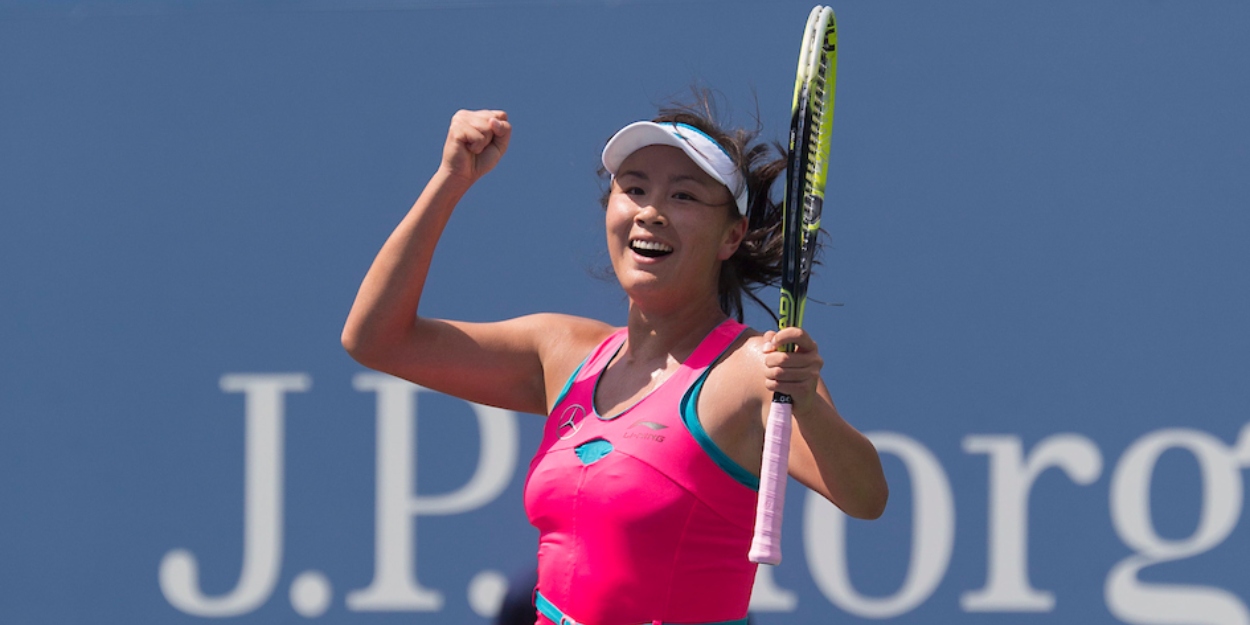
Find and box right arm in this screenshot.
[341,110,609,414]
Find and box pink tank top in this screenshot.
[523,319,758,625]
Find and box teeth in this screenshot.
[631,240,673,253]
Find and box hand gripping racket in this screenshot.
[749,5,837,566]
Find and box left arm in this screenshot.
[761,327,888,520]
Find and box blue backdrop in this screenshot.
[2,1,1248,623]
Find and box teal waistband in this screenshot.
[534,590,749,625]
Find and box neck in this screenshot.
[622,297,730,365]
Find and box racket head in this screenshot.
[779,6,836,337]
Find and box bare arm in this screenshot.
[342,110,607,414]
[761,327,888,520]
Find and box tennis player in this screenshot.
[343,102,887,625]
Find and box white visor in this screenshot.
[601,121,749,216]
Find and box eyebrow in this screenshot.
[615,170,649,182]
[616,170,713,188]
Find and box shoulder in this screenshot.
[525,313,617,358]
[521,313,617,408]
[703,328,772,407]
[718,326,768,369]
[690,327,772,466]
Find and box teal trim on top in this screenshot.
[535,591,748,625]
[680,369,760,491]
[550,356,588,411]
[593,341,629,421]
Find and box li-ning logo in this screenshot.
[557,404,587,440]
[623,419,667,442]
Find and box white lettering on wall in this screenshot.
[159,373,310,617]
[346,373,518,612]
[750,565,799,611]
[156,373,1250,621]
[961,434,1103,612]
[804,431,955,618]
[1106,427,1250,625]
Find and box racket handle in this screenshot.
[749,397,793,565]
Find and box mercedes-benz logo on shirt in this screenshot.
[557,404,587,440]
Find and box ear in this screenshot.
[717,216,749,261]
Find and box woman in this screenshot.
[343,104,887,625]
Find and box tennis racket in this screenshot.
[749,5,837,566]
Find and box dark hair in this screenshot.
[601,92,794,322]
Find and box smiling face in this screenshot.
[606,145,747,313]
